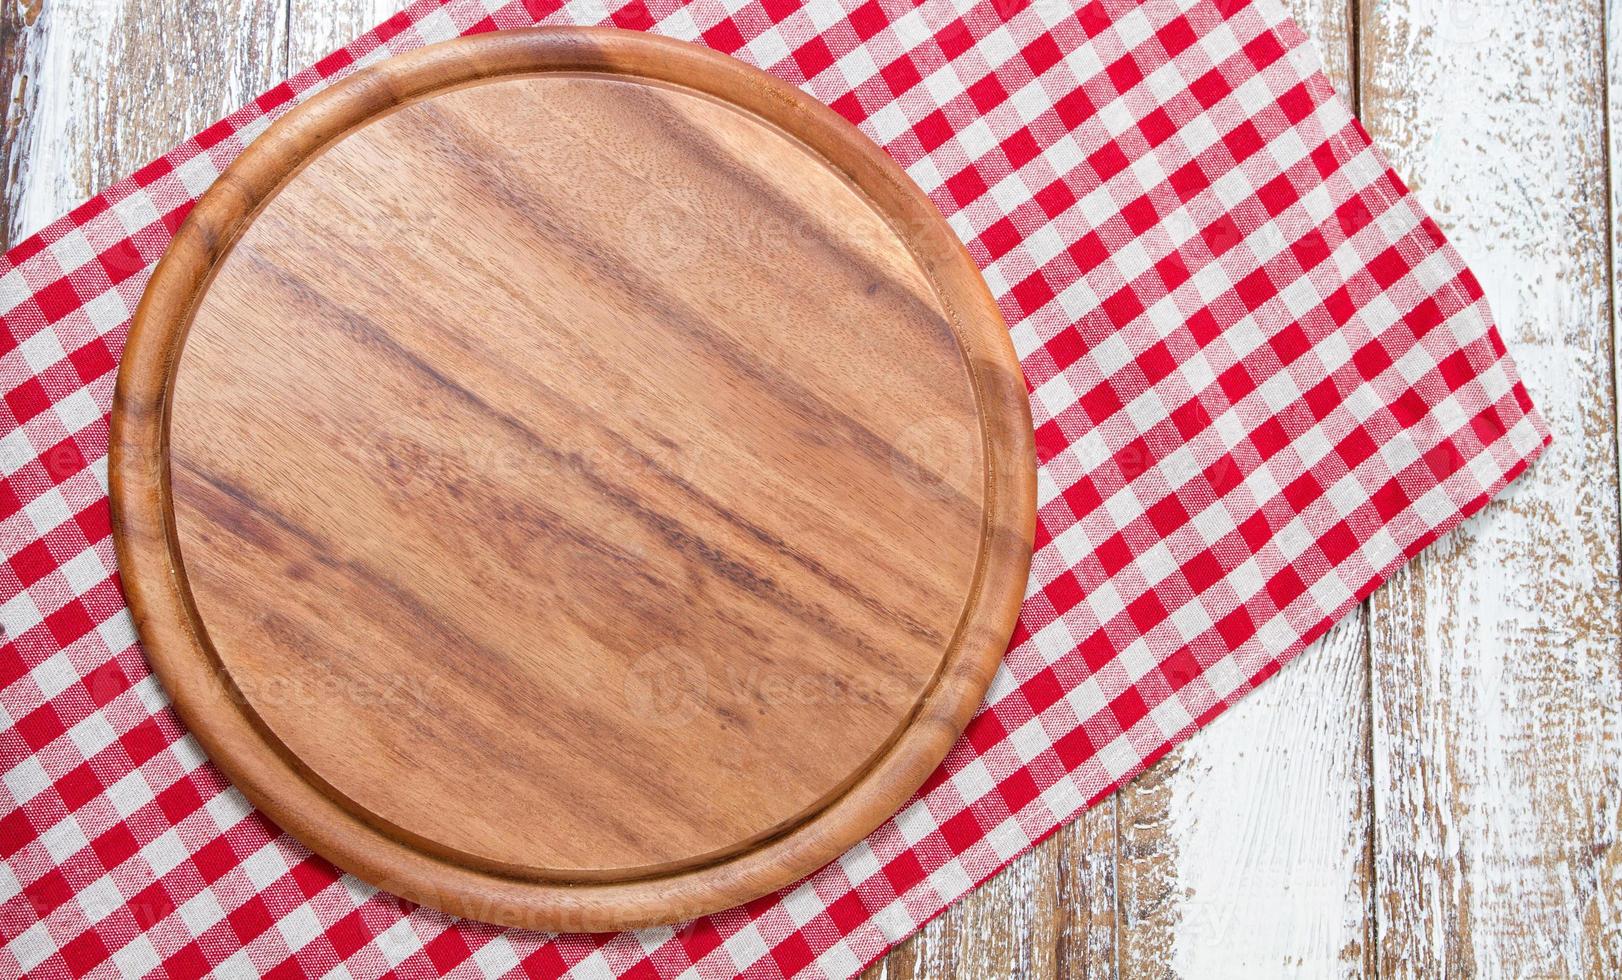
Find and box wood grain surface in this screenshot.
[1360,2,1620,975]
[108,29,1036,930]
[4,0,1619,974]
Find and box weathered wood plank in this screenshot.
[1604,1,1622,969]
[0,0,42,247]
[1055,800,1119,979]
[287,0,401,75]
[867,840,1064,979]
[871,3,1369,977]
[2,0,285,243]
[1361,0,1620,976]
[1292,0,1358,107]
[1118,616,1373,979]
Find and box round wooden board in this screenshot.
[110,27,1035,931]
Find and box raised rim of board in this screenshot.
[109,26,1037,931]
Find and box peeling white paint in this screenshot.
[1166,614,1371,979]
[1365,0,1621,976]
[7,0,119,239]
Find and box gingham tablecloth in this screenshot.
[0,0,1549,976]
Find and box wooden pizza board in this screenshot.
[110,27,1035,931]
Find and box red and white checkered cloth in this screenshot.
[0,0,1547,976]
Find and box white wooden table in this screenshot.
[4,1,1615,975]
